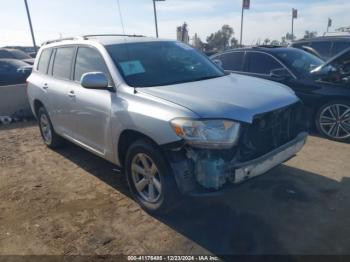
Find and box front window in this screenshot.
[106,41,225,87]
[274,48,324,76]
[245,52,283,75]
[215,52,244,71]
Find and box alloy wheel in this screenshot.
[319,103,350,140]
[131,153,162,203]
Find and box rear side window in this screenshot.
[245,52,283,74]
[311,41,332,58]
[74,47,109,82]
[216,52,244,71]
[52,47,75,80]
[37,49,52,73]
[332,41,350,56]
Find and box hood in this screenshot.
[138,74,299,123]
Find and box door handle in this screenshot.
[42,83,48,90]
[68,90,76,98]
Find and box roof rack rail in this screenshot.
[82,34,145,39]
[41,34,146,46]
[41,36,84,46]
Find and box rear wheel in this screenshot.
[37,107,64,148]
[124,139,178,214]
[315,100,350,142]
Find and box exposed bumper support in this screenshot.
[166,132,308,196]
[231,132,307,183]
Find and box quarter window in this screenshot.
[246,52,283,75]
[74,47,109,82]
[332,41,350,56]
[52,47,75,80]
[37,49,52,74]
[311,41,332,58]
[216,52,244,71]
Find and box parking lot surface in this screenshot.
[0,122,350,255]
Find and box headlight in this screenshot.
[170,118,241,149]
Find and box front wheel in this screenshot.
[315,100,350,142]
[124,139,179,214]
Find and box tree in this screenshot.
[263,38,270,45]
[270,40,280,46]
[285,33,296,41]
[230,37,239,48]
[280,36,288,46]
[192,33,204,50]
[303,30,317,39]
[206,25,238,51]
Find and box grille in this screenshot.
[238,102,305,162]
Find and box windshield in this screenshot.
[273,48,324,76]
[312,48,350,85]
[106,41,225,87]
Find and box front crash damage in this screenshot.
[166,132,307,195]
[163,103,308,196]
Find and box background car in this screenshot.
[0,59,32,86]
[291,35,350,60]
[211,46,350,142]
[0,48,35,65]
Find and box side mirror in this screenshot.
[81,72,109,90]
[270,68,291,80]
[212,59,223,69]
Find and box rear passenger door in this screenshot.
[68,46,113,155]
[48,46,76,136]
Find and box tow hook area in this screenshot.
[165,146,233,194]
[186,148,228,190]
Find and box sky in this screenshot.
[0,0,348,47]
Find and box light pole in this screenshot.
[240,0,250,47]
[153,0,165,38]
[24,0,37,54]
[291,8,298,42]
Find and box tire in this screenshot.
[124,139,179,214]
[37,107,64,148]
[315,100,350,142]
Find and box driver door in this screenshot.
[68,46,113,155]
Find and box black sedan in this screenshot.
[0,48,35,65]
[211,46,350,142]
[0,59,32,86]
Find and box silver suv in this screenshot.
[27,35,307,213]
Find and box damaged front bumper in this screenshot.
[166,132,308,196]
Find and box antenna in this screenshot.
[117,0,126,35]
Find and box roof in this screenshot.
[41,34,171,47]
[214,46,290,54]
[293,35,350,43]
